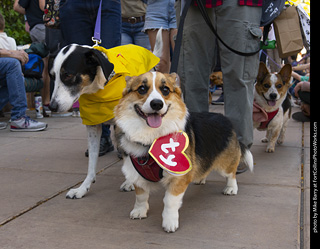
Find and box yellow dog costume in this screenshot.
[79,44,160,125]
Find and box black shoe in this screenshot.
[236,162,248,175]
[292,112,310,122]
[211,93,224,105]
[85,136,114,157]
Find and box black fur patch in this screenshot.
[185,112,234,173]
[282,94,291,114]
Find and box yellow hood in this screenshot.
[79,44,159,125]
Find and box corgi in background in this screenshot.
[253,62,292,153]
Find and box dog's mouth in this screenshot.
[263,95,277,107]
[134,104,169,128]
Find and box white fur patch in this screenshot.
[141,72,167,115]
[162,192,184,232]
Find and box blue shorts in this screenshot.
[143,0,177,32]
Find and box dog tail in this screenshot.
[153,27,163,58]
[239,143,254,172]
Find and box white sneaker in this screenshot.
[10,116,48,132]
[0,122,7,130]
[72,110,80,117]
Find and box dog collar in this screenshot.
[104,70,116,86]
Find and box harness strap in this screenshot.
[259,109,279,129]
[130,155,163,182]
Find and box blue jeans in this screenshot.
[60,0,121,138]
[59,0,121,48]
[143,0,177,32]
[0,58,27,120]
[121,21,151,50]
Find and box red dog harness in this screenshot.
[259,109,279,129]
[253,101,279,129]
[130,155,163,182]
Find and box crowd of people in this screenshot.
[0,1,310,172]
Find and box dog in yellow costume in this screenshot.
[49,42,160,199]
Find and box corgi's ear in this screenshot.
[165,72,182,96]
[279,64,292,83]
[257,62,269,83]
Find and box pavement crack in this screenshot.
[0,159,121,228]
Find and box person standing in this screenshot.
[176,0,263,173]
[13,0,51,113]
[121,0,150,50]
[59,0,121,157]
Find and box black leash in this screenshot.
[170,0,261,73]
[170,0,193,73]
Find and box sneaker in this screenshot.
[10,116,48,132]
[72,108,80,117]
[236,162,248,175]
[0,122,7,130]
[211,93,224,105]
[72,110,80,117]
[292,111,310,122]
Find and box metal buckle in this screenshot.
[91,37,101,47]
[137,155,150,166]
[128,17,137,24]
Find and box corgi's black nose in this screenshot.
[269,93,277,100]
[150,99,164,111]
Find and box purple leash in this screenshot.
[92,0,102,46]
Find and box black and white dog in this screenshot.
[50,33,162,199]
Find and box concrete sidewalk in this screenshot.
[0,95,310,249]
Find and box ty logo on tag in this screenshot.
[149,131,192,176]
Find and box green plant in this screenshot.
[0,1,32,46]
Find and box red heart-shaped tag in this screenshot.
[148,131,192,176]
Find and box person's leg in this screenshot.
[133,22,151,50]
[121,22,134,46]
[41,56,51,106]
[216,1,262,148]
[29,24,51,108]
[147,29,171,73]
[0,58,27,120]
[100,0,121,48]
[177,5,216,113]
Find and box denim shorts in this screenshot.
[142,0,177,32]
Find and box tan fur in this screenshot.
[209,71,223,104]
[80,67,106,95]
[210,71,223,87]
[134,185,145,195]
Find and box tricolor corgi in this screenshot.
[114,71,253,232]
[253,62,292,153]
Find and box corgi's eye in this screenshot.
[276,84,283,89]
[263,84,270,89]
[137,85,148,95]
[160,86,170,96]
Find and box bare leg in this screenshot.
[147,29,171,73]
